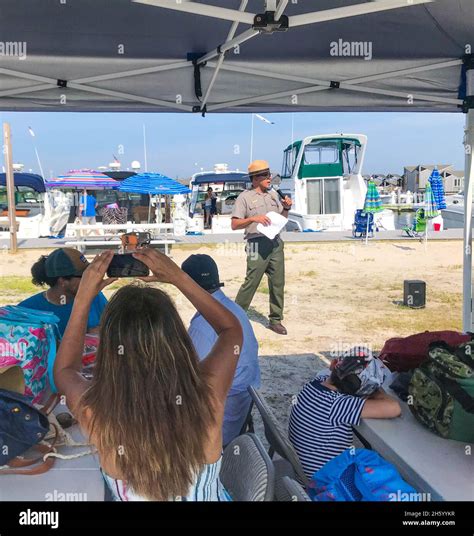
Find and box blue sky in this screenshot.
[0,111,466,179]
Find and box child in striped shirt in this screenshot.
[289,350,401,479]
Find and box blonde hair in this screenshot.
[81,285,215,500]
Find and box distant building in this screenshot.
[403,164,464,194]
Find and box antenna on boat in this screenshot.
[143,124,148,172]
[250,113,274,162]
[28,127,45,179]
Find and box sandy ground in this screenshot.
[0,240,464,430]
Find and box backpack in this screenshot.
[308,448,418,502]
[0,305,59,403]
[379,331,472,372]
[408,341,474,442]
[0,388,59,475]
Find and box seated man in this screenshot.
[289,350,401,479]
[19,248,107,336]
[182,254,261,446]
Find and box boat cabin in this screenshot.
[280,134,367,231]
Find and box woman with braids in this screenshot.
[53,248,242,501]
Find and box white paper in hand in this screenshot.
[256,211,288,239]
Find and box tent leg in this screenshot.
[463,108,474,332]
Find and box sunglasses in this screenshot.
[252,171,271,179]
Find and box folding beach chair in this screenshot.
[403,208,427,239]
[275,476,311,502]
[248,386,309,486]
[220,433,275,501]
[352,209,375,239]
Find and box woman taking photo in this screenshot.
[53,248,242,501]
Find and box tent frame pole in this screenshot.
[197,28,258,65]
[463,65,474,331]
[201,0,250,109]
[134,0,433,28]
[1,58,461,110]
[73,61,190,84]
[208,80,461,111]
[133,0,255,24]
[0,62,193,112]
[209,59,462,88]
[288,0,434,28]
[207,59,463,110]
[275,0,288,22]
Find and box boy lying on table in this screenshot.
[289,349,401,479]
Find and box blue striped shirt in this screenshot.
[188,289,260,395]
[289,374,366,479]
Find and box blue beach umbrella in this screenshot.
[428,168,446,210]
[118,172,191,195]
[118,172,191,223]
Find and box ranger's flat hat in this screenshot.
[248,160,270,176]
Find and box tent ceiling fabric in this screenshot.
[0,0,472,113]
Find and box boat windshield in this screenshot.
[281,143,300,178]
[189,179,248,216]
[303,141,340,165]
[341,140,361,174]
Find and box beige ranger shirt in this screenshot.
[232,188,284,240]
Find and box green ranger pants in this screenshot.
[235,236,285,324]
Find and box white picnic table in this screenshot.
[0,399,105,502]
[354,378,474,502]
[65,222,175,255]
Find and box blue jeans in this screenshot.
[223,391,253,446]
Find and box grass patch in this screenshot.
[370,311,461,334]
[299,270,318,278]
[430,291,462,307]
[0,276,37,294]
[445,264,462,272]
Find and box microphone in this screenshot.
[275,188,286,200]
[271,185,287,201]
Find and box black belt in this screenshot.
[247,234,281,242]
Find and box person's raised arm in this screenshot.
[53,251,116,414]
[134,248,242,405]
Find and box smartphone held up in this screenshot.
[106,253,149,278]
[105,231,151,278]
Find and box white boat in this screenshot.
[279,133,395,231]
[442,192,473,228]
[187,164,249,233]
[0,173,67,239]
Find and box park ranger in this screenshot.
[231,160,292,335]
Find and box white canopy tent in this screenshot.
[0,0,473,328]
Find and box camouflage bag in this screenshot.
[408,341,474,442]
